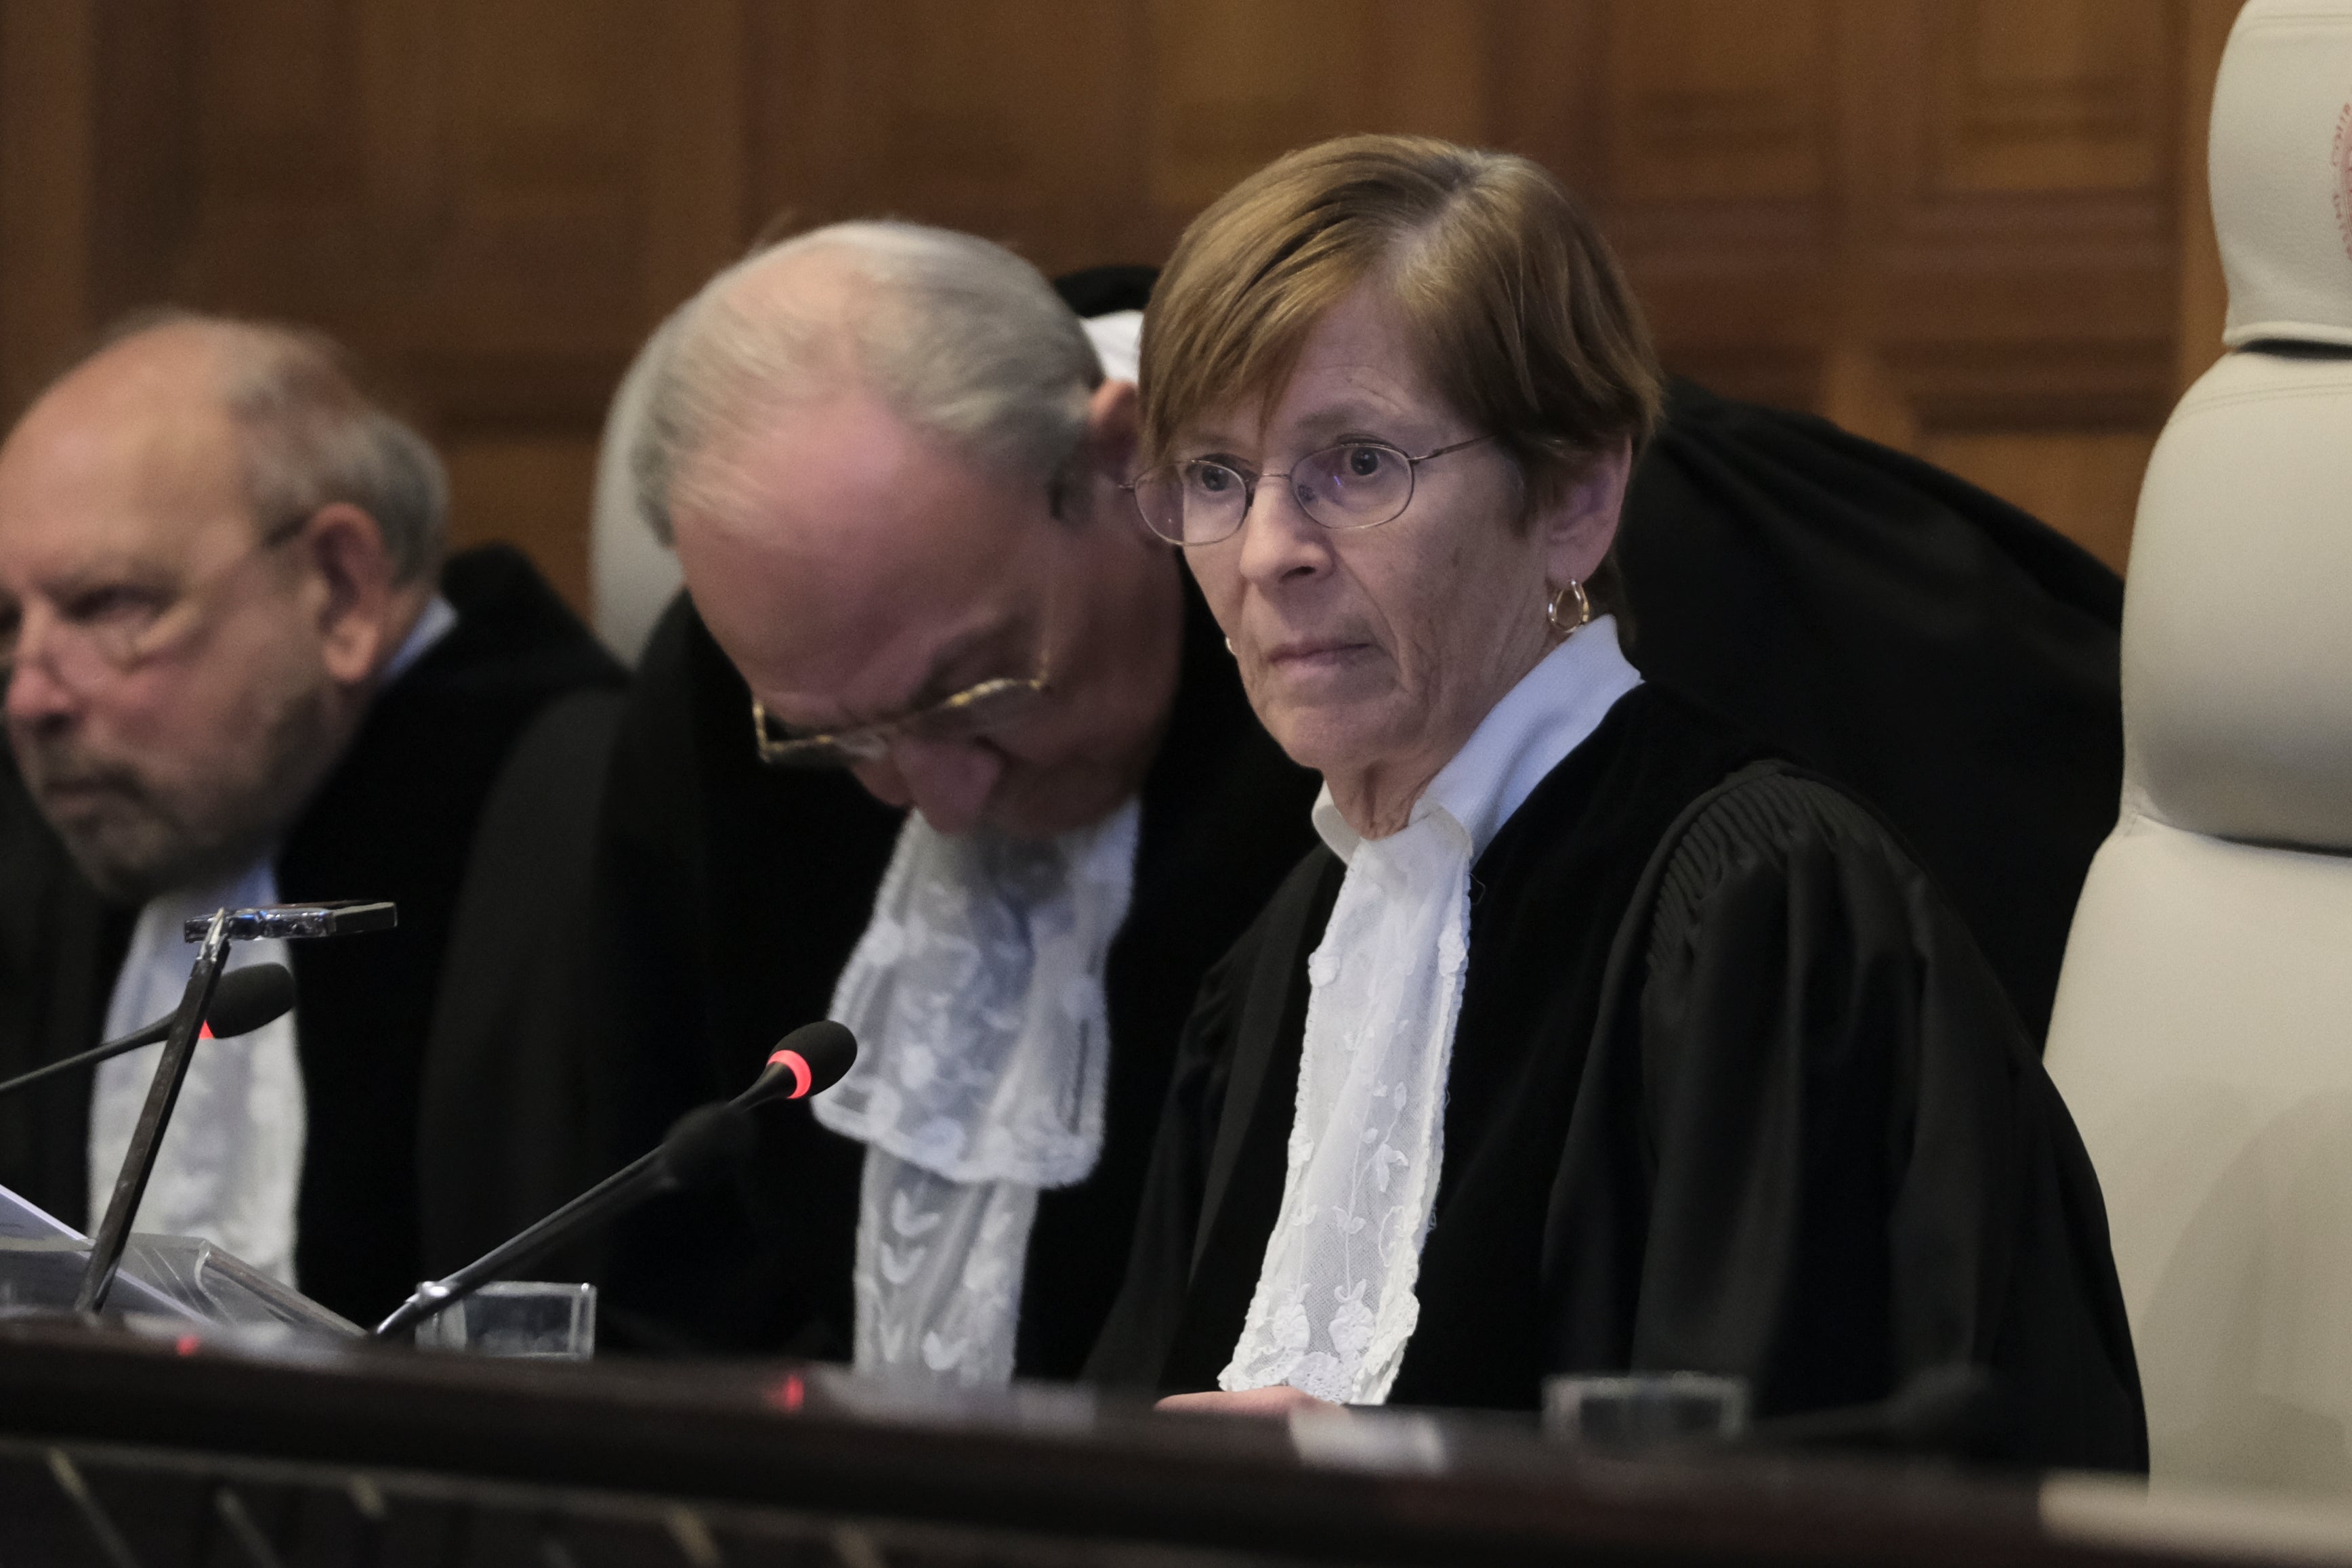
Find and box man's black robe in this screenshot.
[0,545,621,1323]
[1088,683,2145,1473]
[427,572,1321,1374]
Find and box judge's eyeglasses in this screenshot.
[1123,436,1490,547]
[0,513,310,696]
[750,582,1057,770]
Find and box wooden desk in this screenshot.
[0,1317,2336,1568]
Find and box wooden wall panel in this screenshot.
[746,1,1153,276]
[1931,0,2166,195]
[1569,0,1838,410]
[442,434,600,608]
[1841,1,2175,422]
[1141,0,1494,213]
[0,0,98,421]
[1923,429,2158,573]
[1146,0,1358,215]
[744,0,1502,282]
[4,0,751,612]
[0,1,2246,599]
[1603,0,1832,204]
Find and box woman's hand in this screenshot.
[1156,1385,1340,1418]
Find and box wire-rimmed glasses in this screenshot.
[751,671,1053,768]
[1122,436,1490,547]
[751,587,1057,770]
[0,513,310,696]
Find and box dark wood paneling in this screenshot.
[1603,0,1834,204]
[0,1,2240,594]
[16,0,750,603]
[745,0,1157,274]
[0,0,100,419]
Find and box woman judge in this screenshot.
[1086,135,2144,1470]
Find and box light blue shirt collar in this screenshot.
[1311,616,1643,866]
[384,594,457,685]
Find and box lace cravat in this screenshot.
[1219,806,1473,1405]
[818,799,1140,1384]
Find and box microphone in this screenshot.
[0,962,297,1099]
[375,1020,857,1339]
[740,1020,856,1109]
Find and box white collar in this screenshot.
[383,595,457,685]
[1310,615,1642,866]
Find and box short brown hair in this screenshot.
[1140,134,1660,614]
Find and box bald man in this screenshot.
[0,314,618,1322]
[617,233,1315,1382]
[423,235,1317,1376]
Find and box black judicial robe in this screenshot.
[1089,683,2145,1473]
[429,573,1320,1372]
[0,546,621,1323]
[422,268,2121,1360]
[418,270,1326,1372]
[1618,381,2124,1044]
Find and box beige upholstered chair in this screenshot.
[2044,0,2352,1491]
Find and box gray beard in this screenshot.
[16,683,345,905]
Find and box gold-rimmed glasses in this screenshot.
[1123,436,1490,547]
[0,512,310,696]
[750,583,1057,770]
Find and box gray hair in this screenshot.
[633,221,1102,543]
[85,310,449,585]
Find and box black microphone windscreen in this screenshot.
[739,1021,858,1107]
[658,1102,757,1189]
[205,963,297,1039]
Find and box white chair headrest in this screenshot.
[2123,348,2352,849]
[2212,0,2352,347]
[589,309,686,666]
[1082,310,1142,385]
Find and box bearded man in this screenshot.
[0,314,618,1323]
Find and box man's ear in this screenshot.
[297,502,402,686]
[1536,438,1633,588]
[1084,379,1139,481]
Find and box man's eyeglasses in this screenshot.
[751,593,1057,770]
[1122,436,1490,547]
[752,672,1053,768]
[0,513,310,696]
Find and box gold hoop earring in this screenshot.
[1547,580,1591,637]
[1223,636,1235,656]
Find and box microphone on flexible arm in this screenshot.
[374,1020,858,1340]
[0,962,297,1099]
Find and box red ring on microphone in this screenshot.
[768,1048,813,1100]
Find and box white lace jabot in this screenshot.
[1221,617,1640,1405]
[818,799,1141,1385]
